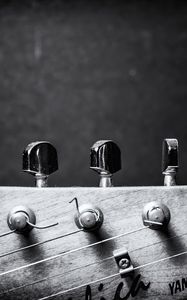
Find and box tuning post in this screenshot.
[162,138,178,186]
[90,140,121,187]
[22,141,58,187]
[142,201,171,230]
[70,197,104,231]
[7,205,58,234]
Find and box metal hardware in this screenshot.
[118,258,130,269]
[162,138,178,186]
[70,197,104,231]
[113,248,134,276]
[90,140,121,187]
[7,205,58,234]
[142,201,171,229]
[22,141,58,187]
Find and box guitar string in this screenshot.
[0,229,83,259]
[1,231,187,296]
[0,221,154,260]
[0,225,149,277]
[0,229,16,238]
[0,256,113,296]
[38,250,187,300]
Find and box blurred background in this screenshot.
[0,0,186,187]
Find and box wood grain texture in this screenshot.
[0,186,186,299]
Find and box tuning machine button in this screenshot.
[70,198,104,231]
[162,138,178,186]
[23,141,58,187]
[7,205,58,234]
[90,140,121,187]
[142,201,171,229]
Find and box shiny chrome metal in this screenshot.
[113,248,134,276]
[70,198,104,231]
[7,205,36,233]
[162,138,178,186]
[7,205,58,234]
[90,140,121,187]
[35,174,48,188]
[142,201,171,229]
[26,220,58,230]
[22,141,58,187]
[99,172,113,187]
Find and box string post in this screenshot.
[22,141,58,187]
[162,138,178,186]
[7,205,58,234]
[90,140,121,187]
[142,201,171,230]
[70,198,104,231]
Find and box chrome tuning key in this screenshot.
[162,138,178,186]
[23,141,58,187]
[90,140,121,187]
[70,198,104,231]
[7,205,58,234]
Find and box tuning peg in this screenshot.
[142,201,171,230]
[7,205,58,234]
[22,141,58,187]
[162,138,178,186]
[70,198,104,231]
[90,140,121,187]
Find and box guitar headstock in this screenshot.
[0,139,186,300]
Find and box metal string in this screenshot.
[0,231,187,296]
[0,225,149,277]
[0,230,16,238]
[0,256,113,296]
[130,231,187,253]
[0,229,83,259]
[38,250,187,300]
[26,220,59,230]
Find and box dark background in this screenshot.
[0,0,186,187]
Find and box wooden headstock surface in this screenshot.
[0,186,186,299]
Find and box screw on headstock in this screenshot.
[22,141,58,187]
[118,258,130,269]
[162,138,178,186]
[90,140,121,187]
[113,248,134,276]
